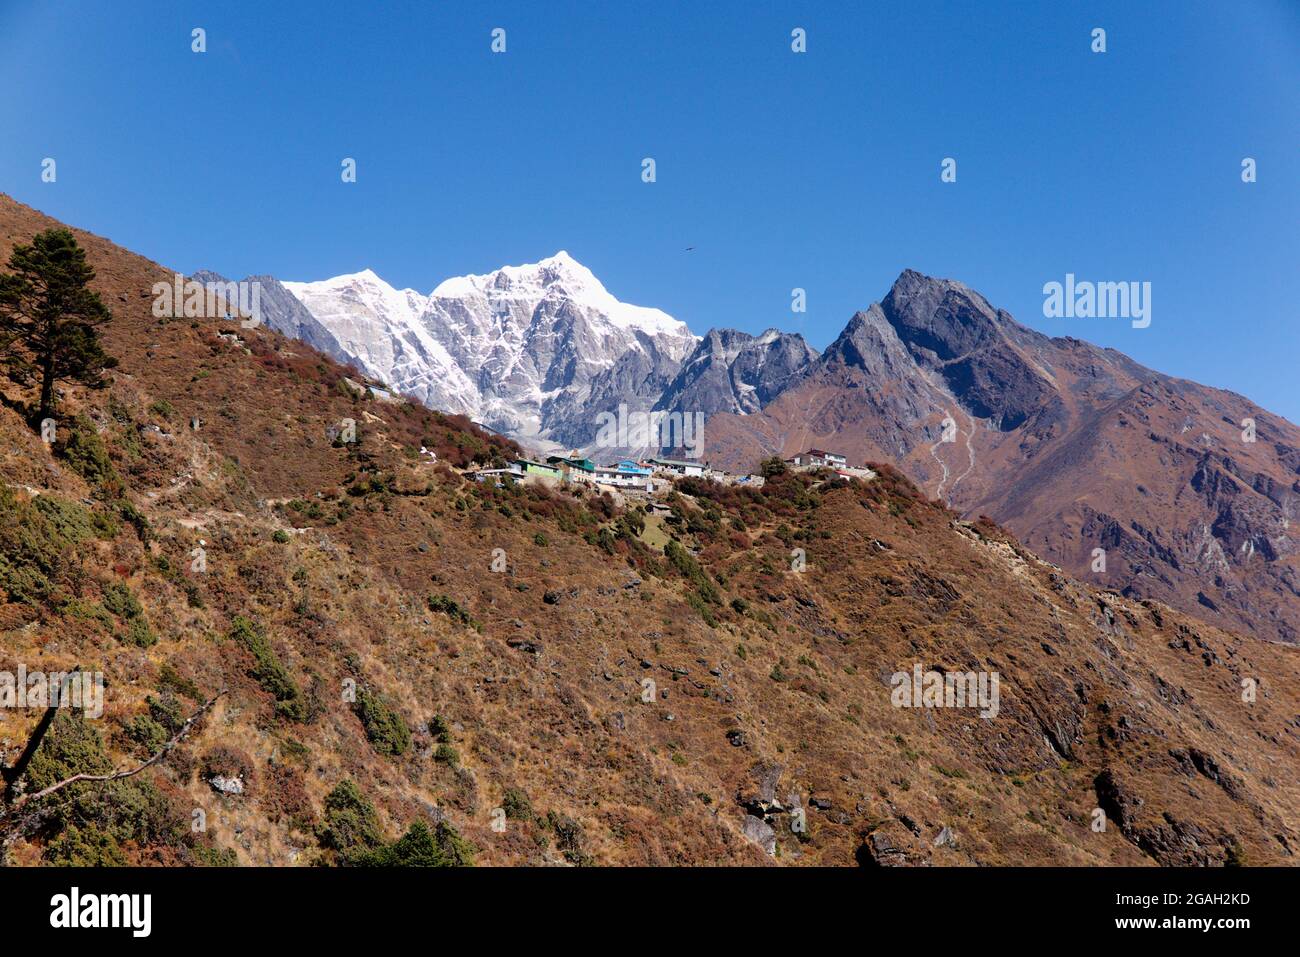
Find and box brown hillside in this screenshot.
[0,195,1296,866]
[705,276,1300,646]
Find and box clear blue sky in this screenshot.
[1,1,1297,419]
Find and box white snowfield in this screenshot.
[283,253,699,443]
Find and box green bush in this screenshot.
[102,581,142,619]
[228,616,305,721]
[319,779,382,854]
[115,500,151,541]
[427,593,476,627]
[665,539,721,607]
[353,686,410,757]
[158,662,202,702]
[24,709,112,792]
[44,824,128,866]
[57,416,121,492]
[25,711,182,863]
[428,714,452,743]
[346,819,475,868]
[124,713,168,756]
[501,787,534,822]
[0,486,96,605]
[545,811,592,866]
[124,616,157,648]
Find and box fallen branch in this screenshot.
[7,688,225,812]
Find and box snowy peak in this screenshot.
[430,252,692,339]
[277,254,699,449]
[283,269,428,329]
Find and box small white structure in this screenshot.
[648,457,706,477]
[785,449,848,469]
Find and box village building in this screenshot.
[546,453,597,484]
[593,459,656,492]
[785,448,848,469]
[514,458,562,479]
[471,466,516,486]
[647,456,706,477]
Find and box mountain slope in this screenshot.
[0,194,1297,867]
[706,271,1300,644]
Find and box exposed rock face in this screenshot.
[881,270,1059,431]
[657,328,817,418]
[706,271,1300,644]
[741,815,777,856]
[208,774,244,796]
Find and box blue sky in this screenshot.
[1,0,1297,419]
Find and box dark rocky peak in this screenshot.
[880,269,1007,362]
[819,304,920,381]
[873,271,1057,431]
[657,327,816,417]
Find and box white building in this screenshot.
[785,449,848,469]
[648,457,706,477]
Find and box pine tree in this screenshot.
[0,228,117,425]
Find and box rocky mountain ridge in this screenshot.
[0,193,1297,868]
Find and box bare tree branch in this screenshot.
[6,688,225,812]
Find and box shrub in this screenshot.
[319,780,382,854]
[545,811,592,866]
[347,819,474,867]
[427,593,475,627]
[353,686,411,757]
[665,539,721,606]
[272,529,290,544]
[0,486,96,605]
[124,616,157,648]
[434,743,460,765]
[43,824,128,866]
[428,714,452,743]
[227,616,305,721]
[102,581,142,619]
[25,711,182,862]
[501,786,534,822]
[124,713,168,756]
[158,662,202,702]
[116,500,151,541]
[57,417,121,493]
[200,745,255,789]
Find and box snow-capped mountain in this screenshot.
[280,269,477,417]
[278,252,699,451]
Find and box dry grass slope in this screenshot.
[0,194,1295,866]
